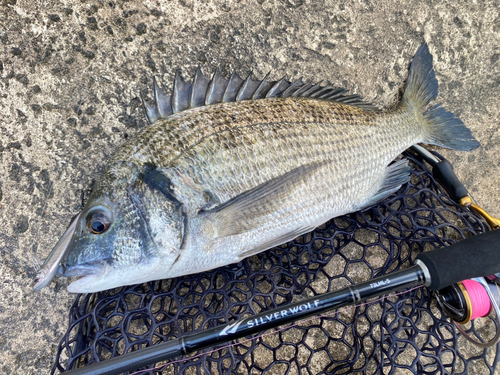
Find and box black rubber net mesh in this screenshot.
[52,150,499,374]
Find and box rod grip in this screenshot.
[416,230,500,290]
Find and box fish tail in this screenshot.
[402,43,480,151]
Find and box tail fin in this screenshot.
[402,43,480,151]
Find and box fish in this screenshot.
[34,43,479,293]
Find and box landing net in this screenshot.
[52,150,498,374]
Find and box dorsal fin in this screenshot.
[153,77,172,118]
[141,93,159,124]
[236,76,261,102]
[292,80,313,97]
[281,78,304,98]
[321,88,345,99]
[205,69,228,105]
[252,72,271,99]
[190,67,210,108]
[141,69,378,124]
[172,71,192,113]
[266,77,288,98]
[301,81,324,97]
[222,70,244,103]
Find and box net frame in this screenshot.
[51,150,499,375]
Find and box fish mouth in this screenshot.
[59,260,106,277]
[59,260,109,293]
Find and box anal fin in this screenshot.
[358,159,411,210]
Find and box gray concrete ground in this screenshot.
[1,0,499,374]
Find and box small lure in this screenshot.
[33,212,81,291]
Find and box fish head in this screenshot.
[60,169,186,293]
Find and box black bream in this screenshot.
[34,44,479,293]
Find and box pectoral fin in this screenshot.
[203,161,326,238]
[238,224,317,259]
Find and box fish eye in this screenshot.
[86,210,111,234]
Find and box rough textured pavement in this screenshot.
[1,0,499,374]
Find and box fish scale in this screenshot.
[106,98,418,270]
[34,44,480,293]
[172,103,402,205]
[125,99,389,202]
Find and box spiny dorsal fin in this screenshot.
[301,81,324,97]
[252,72,271,100]
[206,69,228,105]
[142,69,378,124]
[236,75,261,102]
[222,70,244,103]
[154,77,172,118]
[172,71,192,113]
[281,78,304,98]
[290,80,310,97]
[266,77,288,98]
[141,93,159,124]
[190,67,210,108]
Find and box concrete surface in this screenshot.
[0,0,499,374]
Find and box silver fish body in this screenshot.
[37,44,479,293]
[129,99,413,276]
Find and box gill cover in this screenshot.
[128,165,187,270]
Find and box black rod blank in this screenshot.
[64,265,426,375]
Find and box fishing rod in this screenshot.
[410,144,500,347]
[62,146,500,375]
[63,228,500,375]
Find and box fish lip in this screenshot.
[60,260,106,277]
[66,262,109,293]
